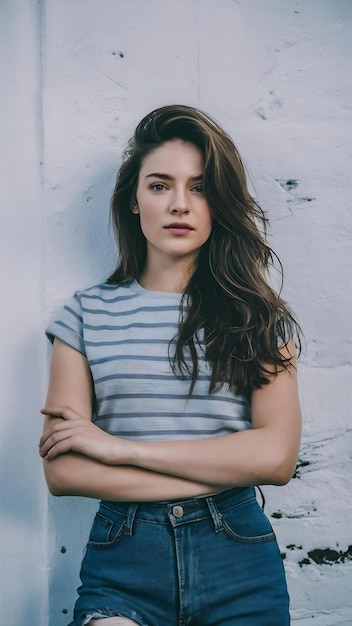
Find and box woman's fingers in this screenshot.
[39,431,73,459]
[39,422,81,458]
[40,406,82,420]
[39,406,86,451]
[39,406,88,458]
[39,405,131,465]
[39,416,83,447]
[39,417,124,464]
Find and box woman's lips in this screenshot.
[164,223,194,235]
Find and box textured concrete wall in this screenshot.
[1,1,351,624]
[0,1,48,625]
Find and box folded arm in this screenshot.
[41,338,301,489]
[123,339,302,487]
[40,338,219,501]
[43,453,219,501]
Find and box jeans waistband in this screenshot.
[99,486,257,535]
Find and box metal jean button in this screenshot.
[172,505,184,518]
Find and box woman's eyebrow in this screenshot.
[145,173,203,181]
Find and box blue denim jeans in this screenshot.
[68,487,290,625]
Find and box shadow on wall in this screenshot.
[44,163,123,624]
[1,160,121,622]
[0,332,49,621]
[47,495,98,623]
[46,163,120,294]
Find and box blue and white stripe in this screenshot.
[46,280,251,441]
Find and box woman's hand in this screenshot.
[39,406,131,465]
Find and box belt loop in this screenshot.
[205,497,223,532]
[125,503,138,536]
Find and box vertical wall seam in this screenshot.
[38,1,50,624]
[194,0,200,105]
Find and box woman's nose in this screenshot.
[170,205,189,214]
[169,189,190,214]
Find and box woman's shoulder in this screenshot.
[45,280,140,352]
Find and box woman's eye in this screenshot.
[150,183,166,191]
[192,184,204,193]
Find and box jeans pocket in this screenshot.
[87,510,126,549]
[220,496,275,544]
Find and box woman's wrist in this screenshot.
[109,436,142,466]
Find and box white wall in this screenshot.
[0,1,48,624]
[1,1,351,624]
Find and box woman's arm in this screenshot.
[44,453,220,501]
[41,338,218,501]
[42,339,301,489]
[125,339,301,486]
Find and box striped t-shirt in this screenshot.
[46,280,251,441]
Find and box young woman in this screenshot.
[40,105,302,626]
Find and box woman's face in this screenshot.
[134,139,212,270]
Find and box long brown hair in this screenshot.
[108,105,300,395]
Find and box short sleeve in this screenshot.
[45,292,86,356]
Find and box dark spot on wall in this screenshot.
[275,180,315,205]
[60,546,67,553]
[62,608,68,614]
[310,548,340,564]
[268,90,283,108]
[299,545,352,567]
[276,179,299,191]
[281,552,286,560]
[112,50,124,58]
[255,109,267,120]
[271,503,316,519]
[287,196,315,204]
[287,544,302,550]
[293,458,310,478]
[310,546,352,564]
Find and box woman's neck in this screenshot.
[139,258,195,293]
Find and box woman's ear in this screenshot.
[132,202,139,214]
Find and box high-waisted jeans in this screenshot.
[68,487,290,626]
